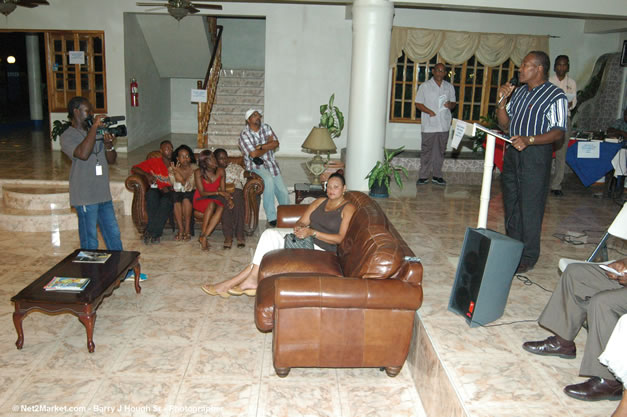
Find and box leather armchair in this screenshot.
[125,151,264,235]
[254,191,423,377]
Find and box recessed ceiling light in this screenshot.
[7,56,16,64]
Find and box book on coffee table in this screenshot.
[44,277,90,292]
[73,251,111,264]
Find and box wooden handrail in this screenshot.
[197,24,223,148]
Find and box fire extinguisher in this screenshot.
[130,78,139,107]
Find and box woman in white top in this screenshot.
[168,145,197,241]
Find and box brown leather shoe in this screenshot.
[564,377,623,401]
[522,335,576,359]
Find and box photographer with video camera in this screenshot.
[60,96,123,251]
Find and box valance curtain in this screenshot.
[389,27,549,68]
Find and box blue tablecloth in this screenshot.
[566,141,623,187]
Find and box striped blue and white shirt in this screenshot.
[506,81,568,137]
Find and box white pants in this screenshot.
[252,228,323,265]
[599,314,627,388]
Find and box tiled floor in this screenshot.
[0,125,625,416]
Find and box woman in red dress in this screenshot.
[193,150,233,250]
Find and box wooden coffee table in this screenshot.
[11,249,141,353]
[294,183,326,204]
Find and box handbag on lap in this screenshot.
[284,233,314,250]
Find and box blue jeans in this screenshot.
[252,168,289,222]
[75,200,123,250]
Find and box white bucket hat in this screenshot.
[245,108,263,121]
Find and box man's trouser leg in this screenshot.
[419,132,436,179]
[517,149,552,266]
[97,200,123,250]
[550,121,571,191]
[272,174,290,206]
[253,168,278,222]
[537,263,625,378]
[76,204,99,250]
[432,131,449,178]
[145,189,172,238]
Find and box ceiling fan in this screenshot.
[0,0,49,17]
[136,0,222,21]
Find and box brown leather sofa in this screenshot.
[254,191,423,377]
[125,151,264,235]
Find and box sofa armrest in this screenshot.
[274,276,422,311]
[125,173,150,234]
[276,204,308,228]
[242,176,264,236]
[258,249,343,282]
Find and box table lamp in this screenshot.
[302,127,336,184]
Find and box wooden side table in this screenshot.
[294,183,326,204]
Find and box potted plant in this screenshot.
[319,93,344,140]
[51,119,71,141]
[365,146,409,198]
[468,113,498,152]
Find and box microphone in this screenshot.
[497,76,519,106]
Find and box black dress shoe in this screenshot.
[516,262,534,274]
[564,377,623,401]
[268,220,277,227]
[522,335,576,359]
[551,189,564,196]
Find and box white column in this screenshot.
[25,33,44,127]
[345,0,394,191]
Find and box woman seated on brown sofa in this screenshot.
[201,172,356,297]
[169,144,197,241]
[214,148,257,249]
[193,150,233,250]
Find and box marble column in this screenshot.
[25,33,44,128]
[345,0,394,191]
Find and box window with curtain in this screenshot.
[390,53,518,123]
[389,27,548,124]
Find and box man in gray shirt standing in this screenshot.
[60,97,123,250]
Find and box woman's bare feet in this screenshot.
[199,235,210,250]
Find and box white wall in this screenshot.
[124,13,171,149]
[218,17,265,70]
[170,78,199,134]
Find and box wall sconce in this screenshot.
[301,127,336,184]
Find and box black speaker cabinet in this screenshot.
[448,227,524,327]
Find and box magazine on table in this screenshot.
[44,277,90,292]
[73,251,111,263]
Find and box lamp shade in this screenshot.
[302,127,336,153]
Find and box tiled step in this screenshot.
[219,69,264,79]
[218,77,264,88]
[216,86,264,96]
[0,183,124,232]
[3,185,71,210]
[212,104,264,115]
[206,133,240,149]
[208,113,248,124]
[206,124,243,136]
[214,95,264,105]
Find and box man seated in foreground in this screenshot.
[523,259,627,401]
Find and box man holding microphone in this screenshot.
[496,51,568,273]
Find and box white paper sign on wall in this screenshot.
[191,89,207,103]
[68,51,85,65]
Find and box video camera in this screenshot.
[85,115,127,137]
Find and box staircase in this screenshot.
[205,69,265,152]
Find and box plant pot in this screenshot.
[369,178,389,198]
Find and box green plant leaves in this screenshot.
[365,146,408,194]
[319,93,344,139]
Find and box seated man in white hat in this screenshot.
[238,109,289,227]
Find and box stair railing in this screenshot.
[197,24,223,149]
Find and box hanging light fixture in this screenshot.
[0,0,18,17]
[167,6,188,21]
